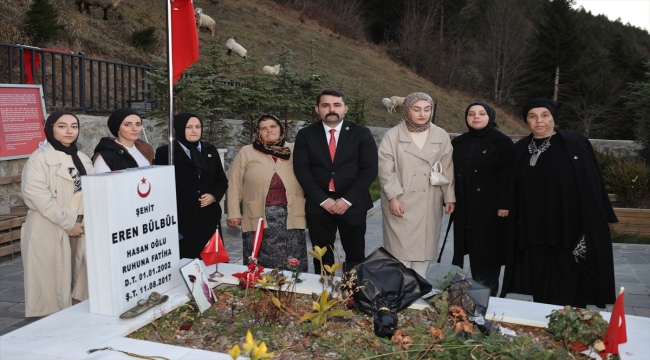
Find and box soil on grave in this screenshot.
[128,285,593,359]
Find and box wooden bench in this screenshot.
[0,174,24,260]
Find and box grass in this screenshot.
[369,176,381,202]
[611,232,650,245]
[0,0,529,135]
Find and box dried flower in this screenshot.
[179,323,193,331]
[288,258,300,267]
[346,298,355,309]
[188,275,196,283]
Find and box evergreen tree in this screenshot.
[625,61,650,148]
[24,0,64,46]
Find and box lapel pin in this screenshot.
[208,154,212,157]
[574,156,578,159]
[482,150,486,154]
[345,127,349,130]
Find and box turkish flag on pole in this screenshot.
[170,0,199,83]
[200,228,229,266]
[251,218,265,259]
[602,287,627,355]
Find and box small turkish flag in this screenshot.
[200,228,229,266]
[602,288,627,354]
[251,218,265,259]
[170,0,199,83]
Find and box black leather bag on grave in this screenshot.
[352,247,433,337]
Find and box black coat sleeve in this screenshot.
[496,133,515,210]
[153,146,169,165]
[205,145,228,203]
[342,126,378,204]
[293,127,330,206]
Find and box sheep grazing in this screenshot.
[75,0,121,20]
[381,98,396,113]
[262,64,281,75]
[225,37,247,58]
[194,8,216,37]
[390,96,406,108]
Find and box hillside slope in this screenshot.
[0,0,528,134]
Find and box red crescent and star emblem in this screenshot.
[137,177,151,198]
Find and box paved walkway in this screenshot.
[1,203,649,335]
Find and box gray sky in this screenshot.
[573,0,650,32]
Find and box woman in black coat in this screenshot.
[154,113,228,259]
[500,98,616,308]
[451,102,513,296]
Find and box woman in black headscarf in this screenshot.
[501,98,617,308]
[21,111,94,316]
[451,102,513,296]
[154,113,228,259]
[92,108,154,173]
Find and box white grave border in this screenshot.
[1,261,648,359]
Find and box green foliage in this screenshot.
[625,61,650,146]
[369,176,381,202]
[299,290,354,326]
[603,156,650,208]
[24,0,63,46]
[130,27,158,53]
[432,290,449,329]
[611,232,650,245]
[547,305,608,346]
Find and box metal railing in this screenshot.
[0,43,155,112]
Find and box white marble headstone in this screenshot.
[82,165,180,316]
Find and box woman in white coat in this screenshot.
[378,92,455,278]
[21,110,94,317]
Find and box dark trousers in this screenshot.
[466,229,502,297]
[306,211,367,274]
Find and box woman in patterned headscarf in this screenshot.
[21,111,95,316]
[378,92,455,279]
[226,114,308,272]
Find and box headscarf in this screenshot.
[107,108,141,137]
[44,110,87,176]
[252,114,291,160]
[464,102,496,137]
[521,98,558,123]
[402,92,433,133]
[174,112,208,176]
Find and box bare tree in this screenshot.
[567,69,624,137]
[480,0,532,104]
[396,0,439,72]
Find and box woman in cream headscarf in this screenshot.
[378,92,455,279]
[21,110,94,317]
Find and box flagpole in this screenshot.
[209,225,223,281]
[166,0,174,165]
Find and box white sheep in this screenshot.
[194,8,216,37]
[391,96,406,108]
[225,37,247,58]
[381,98,396,113]
[75,0,121,20]
[262,64,281,75]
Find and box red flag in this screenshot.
[251,218,265,259]
[602,289,627,354]
[23,50,40,84]
[200,229,229,266]
[170,0,199,83]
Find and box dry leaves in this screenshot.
[391,329,415,350]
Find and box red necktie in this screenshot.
[328,129,336,191]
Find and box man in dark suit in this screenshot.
[293,89,378,274]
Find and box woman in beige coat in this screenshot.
[378,92,455,278]
[21,111,94,317]
[227,114,307,271]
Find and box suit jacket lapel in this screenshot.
[333,120,352,166]
[314,121,333,165]
[174,144,194,167]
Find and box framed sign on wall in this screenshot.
[0,84,47,161]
